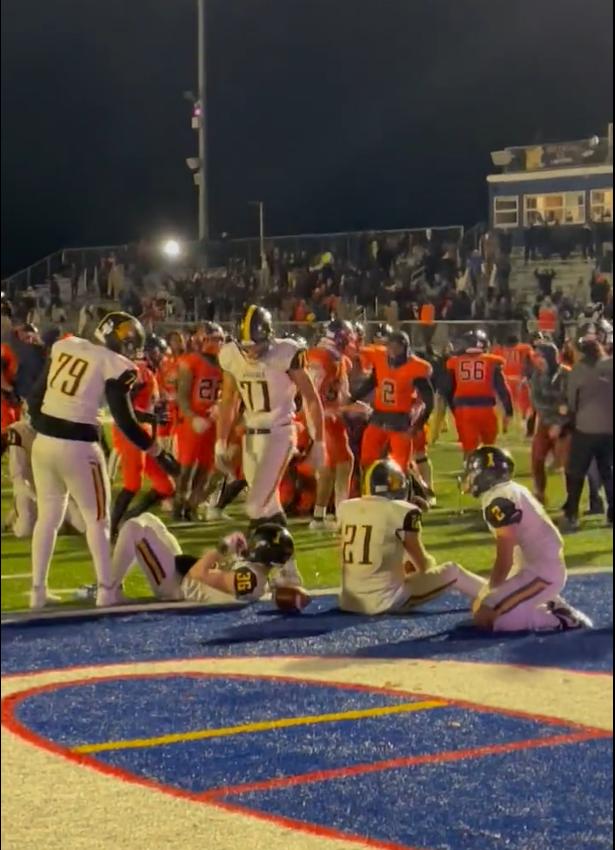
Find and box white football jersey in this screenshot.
[481,481,564,570]
[41,336,135,426]
[180,558,270,604]
[338,496,423,615]
[219,339,305,430]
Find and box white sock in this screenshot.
[313,505,326,520]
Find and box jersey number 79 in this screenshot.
[49,353,90,397]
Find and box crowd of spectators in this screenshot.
[2,220,612,348]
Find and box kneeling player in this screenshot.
[338,459,483,615]
[462,446,592,631]
[111,516,308,607]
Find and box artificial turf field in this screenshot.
[1,431,612,612]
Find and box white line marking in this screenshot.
[1,573,31,581]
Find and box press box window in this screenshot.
[590,189,613,221]
[524,192,586,226]
[493,197,519,228]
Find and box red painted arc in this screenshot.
[2,669,612,850]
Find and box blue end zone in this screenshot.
[13,675,583,794]
[1,573,612,675]
[226,737,613,850]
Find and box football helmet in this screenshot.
[143,334,168,369]
[387,330,410,368]
[354,322,366,344]
[94,311,145,359]
[324,319,354,352]
[363,458,409,501]
[245,523,295,567]
[461,446,515,498]
[202,321,225,355]
[372,323,393,345]
[458,330,490,354]
[238,305,274,359]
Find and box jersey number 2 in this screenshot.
[49,353,89,397]
[240,380,271,413]
[459,359,485,382]
[342,524,374,565]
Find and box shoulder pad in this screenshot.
[233,564,259,598]
[484,496,522,529]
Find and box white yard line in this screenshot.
[1,573,31,581]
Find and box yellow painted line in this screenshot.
[72,699,446,754]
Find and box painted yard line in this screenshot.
[72,699,445,754]
[1,573,31,581]
[203,729,608,799]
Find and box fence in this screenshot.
[154,319,524,349]
[1,223,465,293]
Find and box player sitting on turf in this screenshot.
[461,446,592,631]
[337,458,484,615]
[110,516,311,610]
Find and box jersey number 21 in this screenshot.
[342,524,374,566]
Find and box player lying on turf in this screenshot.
[1,419,85,537]
[109,516,311,610]
[462,446,592,631]
[338,458,485,615]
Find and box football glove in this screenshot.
[155,449,181,479]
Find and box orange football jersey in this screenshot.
[369,348,432,414]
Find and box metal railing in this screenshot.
[153,319,524,349]
[2,224,465,293]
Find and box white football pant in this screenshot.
[31,435,112,592]
[242,427,295,520]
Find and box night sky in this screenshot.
[1,0,612,276]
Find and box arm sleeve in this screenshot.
[289,348,308,371]
[402,506,423,533]
[25,359,51,418]
[493,365,514,417]
[413,377,434,424]
[349,372,377,403]
[105,371,153,452]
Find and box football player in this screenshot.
[338,458,483,615]
[110,517,307,608]
[1,337,19,432]
[307,319,354,530]
[442,330,513,461]
[110,334,175,537]
[494,335,535,425]
[173,322,225,519]
[349,330,434,474]
[462,445,592,631]
[1,419,85,537]
[216,305,325,529]
[156,331,185,451]
[27,311,177,609]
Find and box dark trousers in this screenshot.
[565,431,613,520]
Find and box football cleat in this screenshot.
[547,598,593,631]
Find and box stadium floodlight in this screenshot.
[162,239,182,259]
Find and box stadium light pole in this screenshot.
[248,201,266,266]
[197,0,209,247]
